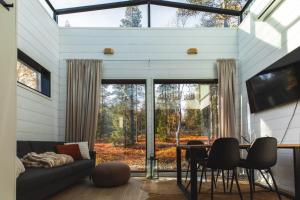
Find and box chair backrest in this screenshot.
[207,137,240,170]
[185,140,207,161]
[246,137,277,169]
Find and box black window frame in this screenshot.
[17,49,51,98]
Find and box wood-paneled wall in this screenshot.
[17,0,60,141]
[238,0,300,194]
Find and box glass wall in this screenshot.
[154,82,218,171]
[96,82,146,172]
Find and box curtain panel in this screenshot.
[65,59,102,150]
[217,59,239,139]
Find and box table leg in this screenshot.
[190,148,198,200]
[294,147,300,200]
[177,146,182,185]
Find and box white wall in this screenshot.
[17,0,60,141]
[238,0,300,194]
[0,0,16,199]
[58,28,238,154]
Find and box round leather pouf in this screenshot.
[92,162,130,187]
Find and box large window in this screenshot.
[17,50,51,97]
[96,80,146,172]
[154,80,218,171]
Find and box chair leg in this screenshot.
[215,169,220,183]
[185,180,191,190]
[199,166,205,193]
[226,169,230,191]
[211,170,215,200]
[221,170,226,193]
[259,170,272,191]
[185,162,190,183]
[213,170,218,188]
[268,168,281,200]
[230,170,234,193]
[234,168,243,200]
[251,169,256,192]
[248,169,254,200]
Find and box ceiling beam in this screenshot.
[44,0,55,12]
[241,0,254,13]
[55,0,241,16]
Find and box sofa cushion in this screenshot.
[17,167,71,194]
[56,144,82,160]
[67,160,95,173]
[17,141,32,158]
[30,141,64,154]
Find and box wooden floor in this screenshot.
[49,177,291,200]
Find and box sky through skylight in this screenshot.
[39,0,242,28]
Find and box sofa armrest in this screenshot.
[89,151,96,161]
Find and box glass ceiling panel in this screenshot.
[49,0,128,9]
[58,5,148,27]
[49,0,248,11]
[151,5,239,28]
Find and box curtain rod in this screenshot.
[65,58,238,62]
[98,58,238,61]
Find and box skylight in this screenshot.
[39,0,253,27]
[48,0,128,9]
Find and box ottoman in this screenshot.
[92,162,130,187]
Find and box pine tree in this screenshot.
[120,6,142,27]
[176,0,246,27]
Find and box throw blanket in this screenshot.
[22,152,74,168]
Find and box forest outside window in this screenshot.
[96,80,147,172]
[17,50,51,97]
[154,80,218,171]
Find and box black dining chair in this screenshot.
[238,137,281,200]
[184,140,208,189]
[200,137,243,200]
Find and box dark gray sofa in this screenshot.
[17,141,96,200]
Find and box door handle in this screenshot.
[0,0,14,11]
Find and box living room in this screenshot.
[1,0,300,200]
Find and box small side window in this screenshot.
[17,49,51,97]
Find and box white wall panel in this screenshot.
[17,0,60,141]
[238,0,300,194]
[58,28,238,141]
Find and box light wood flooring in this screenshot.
[49,177,292,200]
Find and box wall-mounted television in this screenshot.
[246,48,300,113]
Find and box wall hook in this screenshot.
[0,0,14,11]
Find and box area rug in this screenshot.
[141,178,290,200]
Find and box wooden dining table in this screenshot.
[176,144,300,200]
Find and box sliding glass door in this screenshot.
[154,80,218,171]
[96,80,146,172]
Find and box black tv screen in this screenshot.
[246,62,300,113]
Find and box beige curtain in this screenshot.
[65,59,102,150]
[217,59,239,138]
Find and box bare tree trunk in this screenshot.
[129,84,135,146]
[175,84,184,145]
[135,85,138,143]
